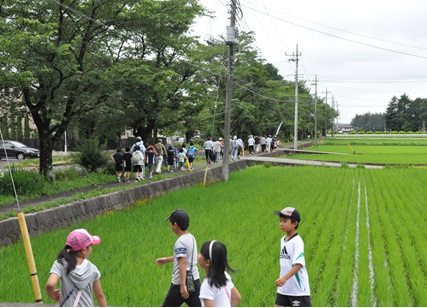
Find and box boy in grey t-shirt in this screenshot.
[155,209,201,307]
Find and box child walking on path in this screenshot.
[122,147,132,182]
[186,142,198,171]
[273,207,311,307]
[45,229,107,307]
[111,148,123,182]
[156,209,201,307]
[167,146,175,173]
[198,240,241,307]
[177,148,186,171]
[145,145,157,180]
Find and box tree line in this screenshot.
[0,0,336,176]
[351,94,427,132]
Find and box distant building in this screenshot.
[338,125,354,134]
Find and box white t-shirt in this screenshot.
[200,272,234,307]
[172,233,200,285]
[277,233,310,296]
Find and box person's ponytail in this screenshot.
[57,245,78,274]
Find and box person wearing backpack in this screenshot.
[132,136,146,179]
[186,142,198,171]
[132,145,144,182]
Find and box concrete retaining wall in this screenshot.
[0,160,249,247]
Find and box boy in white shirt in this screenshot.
[274,207,311,307]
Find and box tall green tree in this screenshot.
[0,0,204,176]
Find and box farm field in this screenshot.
[1,165,426,306]
[291,137,427,165]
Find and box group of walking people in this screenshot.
[112,134,282,179]
[111,137,199,182]
[45,207,311,307]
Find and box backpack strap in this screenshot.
[73,290,82,307]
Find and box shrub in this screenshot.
[367,130,374,134]
[358,131,365,134]
[73,137,109,172]
[406,131,415,134]
[53,166,85,181]
[350,131,357,134]
[399,131,406,134]
[0,168,47,196]
[391,131,399,134]
[375,131,383,134]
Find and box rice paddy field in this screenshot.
[292,136,427,165]
[1,160,427,306]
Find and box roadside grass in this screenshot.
[1,166,426,306]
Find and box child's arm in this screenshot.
[93,279,107,307]
[231,286,242,307]
[155,256,173,265]
[45,273,60,302]
[274,263,303,287]
[177,256,189,299]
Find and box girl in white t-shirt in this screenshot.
[198,240,241,307]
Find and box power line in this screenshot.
[239,3,427,59]
[243,0,427,51]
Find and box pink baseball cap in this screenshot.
[66,229,101,251]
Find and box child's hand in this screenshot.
[52,289,60,301]
[274,276,288,287]
[180,285,189,299]
[155,258,168,265]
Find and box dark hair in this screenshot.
[280,215,299,229]
[200,241,236,289]
[125,147,131,152]
[179,148,183,153]
[116,148,121,152]
[168,146,173,150]
[134,145,140,151]
[190,141,194,146]
[57,245,80,274]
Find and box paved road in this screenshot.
[0,158,20,171]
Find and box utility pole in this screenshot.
[222,0,238,181]
[311,75,319,145]
[331,95,335,137]
[323,89,331,139]
[286,45,302,150]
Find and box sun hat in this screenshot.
[165,209,190,230]
[274,207,301,222]
[136,136,142,140]
[66,229,101,251]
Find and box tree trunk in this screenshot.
[38,131,54,178]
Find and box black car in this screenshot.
[0,140,40,160]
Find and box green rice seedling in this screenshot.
[2,166,427,306]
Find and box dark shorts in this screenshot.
[133,165,142,173]
[275,293,311,307]
[188,156,194,163]
[162,280,201,307]
[115,163,123,172]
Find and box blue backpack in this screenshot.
[187,146,195,157]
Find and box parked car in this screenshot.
[0,140,40,160]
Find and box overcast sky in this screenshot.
[192,0,427,124]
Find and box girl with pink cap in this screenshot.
[45,229,107,307]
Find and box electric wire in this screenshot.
[239,3,427,59]
[42,0,427,123]
[244,0,427,52]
